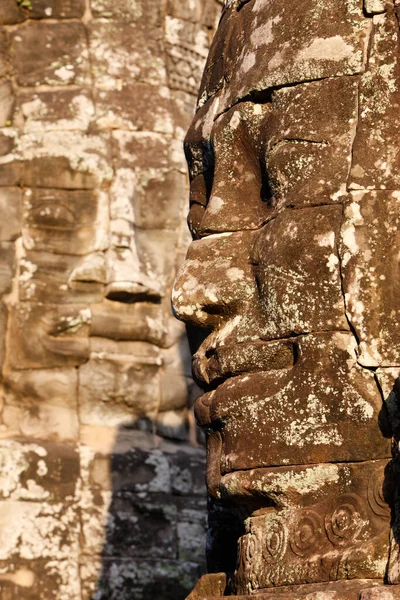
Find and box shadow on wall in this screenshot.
[87,426,207,600]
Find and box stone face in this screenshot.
[0,1,221,597]
[171,0,400,598]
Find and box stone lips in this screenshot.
[194,333,391,478]
[192,338,294,386]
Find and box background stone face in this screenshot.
[0,0,222,598]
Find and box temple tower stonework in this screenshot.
[172,0,400,598]
[0,0,222,598]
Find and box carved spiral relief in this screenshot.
[245,530,261,564]
[367,468,391,519]
[325,494,365,547]
[290,510,325,557]
[262,517,287,564]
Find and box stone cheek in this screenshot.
[254,206,347,338]
[263,77,358,209]
[340,191,400,367]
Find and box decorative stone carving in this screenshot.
[172,0,400,597]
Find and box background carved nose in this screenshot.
[68,249,162,303]
[105,246,162,303]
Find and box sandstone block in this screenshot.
[11,22,90,87]
[0,1,25,24]
[16,89,94,133]
[350,7,400,190]
[80,557,204,600]
[78,356,160,427]
[100,492,178,559]
[28,0,85,19]
[2,369,79,441]
[177,498,208,562]
[340,191,400,366]
[0,81,14,127]
[8,303,90,369]
[90,0,162,25]
[0,557,81,599]
[0,302,7,369]
[94,83,173,133]
[170,450,207,497]
[199,0,369,112]
[0,439,79,502]
[89,21,166,89]
[0,241,15,295]
[90,300,167,346]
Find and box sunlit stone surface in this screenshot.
[172,0,400,598]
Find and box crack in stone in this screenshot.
[212,73,364,122]
[337,203,361,362]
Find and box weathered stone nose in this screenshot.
[68,246,162,304]
[105,246,162,303]
[172,230,256,329]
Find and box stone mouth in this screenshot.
[192,338,295,388]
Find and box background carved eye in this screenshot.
[28,202,76,228]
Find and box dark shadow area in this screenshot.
[377,375,400,583]
[89,426,207,600]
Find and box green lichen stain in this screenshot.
[16,0,33,10]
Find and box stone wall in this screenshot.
[0,0,222,598]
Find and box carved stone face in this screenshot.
[172,0,400,593]
[3,130,189,441]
